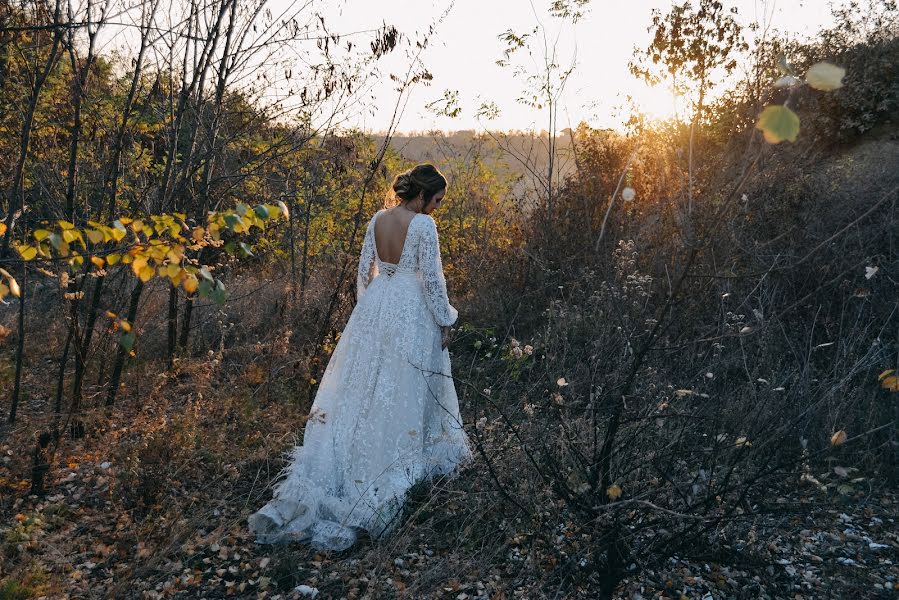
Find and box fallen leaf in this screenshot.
[606,484,622,501]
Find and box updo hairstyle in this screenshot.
[391,164,447,206]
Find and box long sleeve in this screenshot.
[356,214,378,302]
[417,216,458,327]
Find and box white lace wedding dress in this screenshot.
[247,209,473,551]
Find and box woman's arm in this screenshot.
[417,215,458,328]
[356,213,379,302]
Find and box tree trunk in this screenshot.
[166,284,178,368]
[69,274,105,418]
[7,266,25,423]
[106,279,143,406]
[178,295,194,353]
[53,303,77,415]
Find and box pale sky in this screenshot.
[316,0,837,133]
[95,0,841,134]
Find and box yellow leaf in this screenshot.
[830,430,848,446]
[58,219,75,230]
[192,227,205,242]
[0,223,6,236]
[806,62,845,91]
[131,220,144,232]
[105,310,117,319]
[182,274,198,295]
[131,257,147,277]
[138,264,155,282]
[107,253,121,266]
[62,229,77,244]
[756,105,800,144]
[17,245,37,260]
[0,282,8,299]
[878,369,895,381]
[166,263,180,278]
[33,229,50,241]
[166,247,183,263]
[881,376,899,392]
[85,229,104,244]
[606,484,622,501]
[90,256,105,268]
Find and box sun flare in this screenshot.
[630,81,682,122]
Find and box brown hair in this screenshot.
[390,164,447,206]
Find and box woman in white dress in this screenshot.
[248,164,473,551]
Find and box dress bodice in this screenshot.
[356,208,458,327]
[373,211,420,277]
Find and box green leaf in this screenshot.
[120,332,136,352]
[756,105,800,144]
[199,267,214,282]
[211,280,227,305]
[198,279,212,298]
[253,205,270,220]
[239,242,254,256]
[806,62,845,91]
[224,214,242,231]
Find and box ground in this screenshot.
[1,357,897,599]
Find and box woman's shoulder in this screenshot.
[367,208,387,227]
[414,212,437,229]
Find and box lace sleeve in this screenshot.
[417,215,458,327]
[356,213,378,302]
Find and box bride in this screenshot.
[248,164,473,551]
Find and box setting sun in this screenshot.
[630,82,683,122]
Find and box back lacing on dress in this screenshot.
[379,262,398,277]
[376,259,415,277]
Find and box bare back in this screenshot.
[373,208,417,264]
